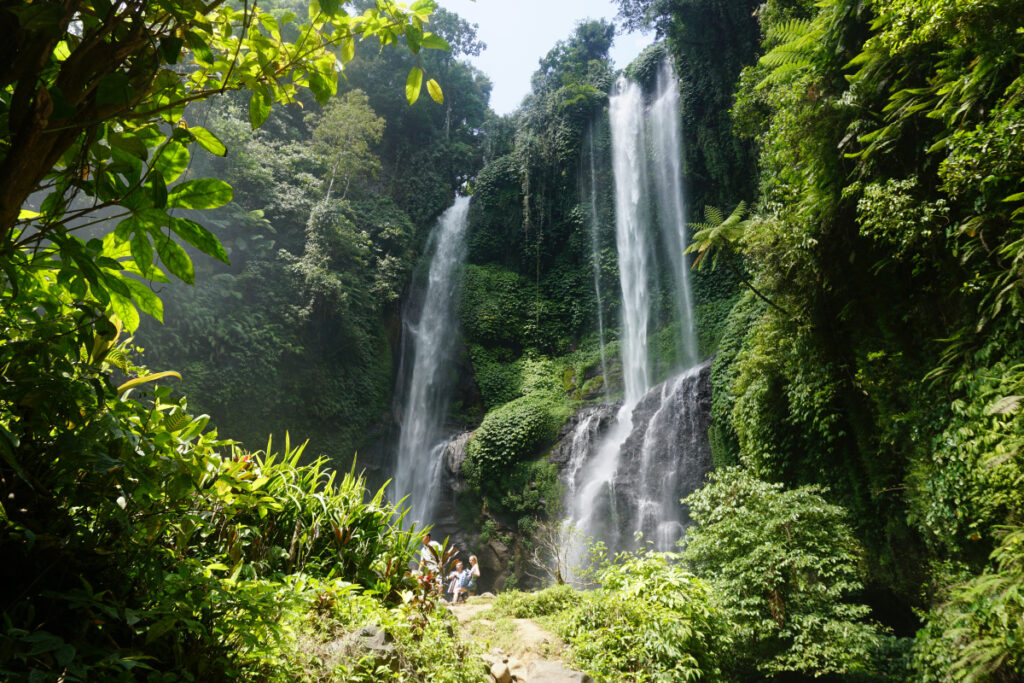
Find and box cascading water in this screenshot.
[567,76,654,553]
[564,61,709,558]
[585,128,610,391]
[392,196,470,524]
[649,60,699,368]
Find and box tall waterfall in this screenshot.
[585,129,610,392]
[392,196,470,524]
[565,62,708,557]
[650,61,699,368]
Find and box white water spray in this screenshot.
[393,196,471,524]
[565,62,706,558]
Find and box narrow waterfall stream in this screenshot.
[392,196,471,524]
[585,129,610,393]
[565,62,710,558]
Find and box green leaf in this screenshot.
[155,236,195,284]
[169,217,229,263]
[249,90,271,129]
[189,126,227,156]
[122,277,164,322]
[96,72,135,107]
[130,230,154,274]
[420,33,450,51]
[153,141,190,183]
[159,36,184,64]
[406,24,422,53]
[341,37,355,63]
[149,172,168,209]
[185,30,214,64]
[167,178,233,210]
[108,292,141,332]
[108,132,148,160]
[405,67,423,105]
[427,78,443,104]
[117,371,182,396]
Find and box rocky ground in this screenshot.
[446,596,592,683]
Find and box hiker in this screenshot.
[419,532,442,572]
[465,554,481,597]
[419,532,443,595]
[446,560,467,603]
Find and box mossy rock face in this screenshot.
[579,375,605,401]
[562,367,578,393]
[466,395,566,477]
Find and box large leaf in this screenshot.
[168,217,229,263]
[188,126,227,157]
[155,236,195,284]
[249,90,271,129]
[167,179,233,210]
[427,78,443,104]
[122,277,164,322]
[153,141,190,183]
[117,371,182,396]
[406,67,423,105]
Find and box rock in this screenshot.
[525,660,593,682]
[325,625,397,671]
[490,660,512,683]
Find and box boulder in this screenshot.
[325,625,397,671]
[525,660,593,682]
[489,660,512,683]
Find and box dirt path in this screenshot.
[446,597,588,682]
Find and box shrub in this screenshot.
[465,395,568,481]
[556,550,728,682]
[491,584,582,619]
[912,528,1024,681]
[681,467,887,678]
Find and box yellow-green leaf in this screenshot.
[405,67,423,105]
[117,371,182,396]
[427,78,443,104]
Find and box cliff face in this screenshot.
[428,361,714,591]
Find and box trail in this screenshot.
[447,597,591,683]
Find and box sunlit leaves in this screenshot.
[406,67,424,104]
[155,236,195,285]
[168,216,229,264]
[427,78,443,104]
[188,126,227,157]
[166,178,233,210]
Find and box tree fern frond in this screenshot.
[704,205,724,225]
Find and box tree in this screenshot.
[310,89,386,202]
[687,202,795,319]
[0,0,446,328]
[682,467,886,678]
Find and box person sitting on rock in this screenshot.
[446,560,467,603]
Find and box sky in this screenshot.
[434,0,653,115]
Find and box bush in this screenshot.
[491,584,581,619]
[912,528,1024,681]
[681,467,887,678]
[465,395,568,481]
[556,550,728,682]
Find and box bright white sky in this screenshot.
[435,0,653,115]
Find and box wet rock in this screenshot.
[325,625,397,671]
[525,660,593,682]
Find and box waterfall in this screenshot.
[608,77,653,406]
[649,60,699,368]
[585,128,610,393]
[392,196,471,524]
[563,62,708,559]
